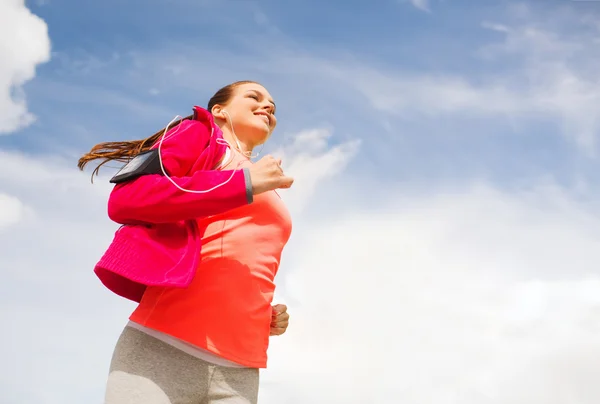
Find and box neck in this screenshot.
[219,125,254,155]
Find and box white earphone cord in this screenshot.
[156,110,271,193]
[222,110,268,159]
[157,115,240,194]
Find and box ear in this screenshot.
[211,105,226,120]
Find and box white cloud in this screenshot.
[410,0,430,12]
[261,181,600,403]
[52,50,120,77]
[346,70,517,115]
[274,128,361,214]
[0,193,25,229]
[481,21,510,33]
[0,0,51,134]
[335,51,600,152]
[0,150,133,403]
[2,143,600,403]
[476,21,600,151]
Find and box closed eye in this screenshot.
[247,91,276,114]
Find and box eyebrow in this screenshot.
[247,90,276,108]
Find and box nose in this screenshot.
[261,103,274,114]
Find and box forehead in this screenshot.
[234,83,273,98]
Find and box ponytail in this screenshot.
[77,114,193,181]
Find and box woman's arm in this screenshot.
[107,119,251,225]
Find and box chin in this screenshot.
[246,124,272,145]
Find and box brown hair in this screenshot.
[77,80,258,180]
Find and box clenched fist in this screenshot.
[270,304,290,336]
[248,155,294,195]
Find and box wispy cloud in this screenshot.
[318,19,600,153]
[114,8,600,155]
[274,127,361,214]
[410,0,430,12]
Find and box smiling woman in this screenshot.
[78,81,294,404]
[77,81,277,178]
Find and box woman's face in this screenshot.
[217,83,277,147]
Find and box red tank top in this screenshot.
[129,149,293,368]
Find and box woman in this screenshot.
[79,81,294,404]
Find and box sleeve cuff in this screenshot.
[242,167,253,204]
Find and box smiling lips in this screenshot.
[254,112,271,126]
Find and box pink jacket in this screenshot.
[94,106,253,302]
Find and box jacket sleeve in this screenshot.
[107,119,253,225]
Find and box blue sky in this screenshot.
[3,1,600,403]
[12,0,600,191]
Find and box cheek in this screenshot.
[231,109,254,126]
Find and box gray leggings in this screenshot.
[104,326,260,404]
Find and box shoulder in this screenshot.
[150,106,222,176]
[184,105,216,141]
[158,106,215,149]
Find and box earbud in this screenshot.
[221,109,230,121]
[211,107,227,121]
